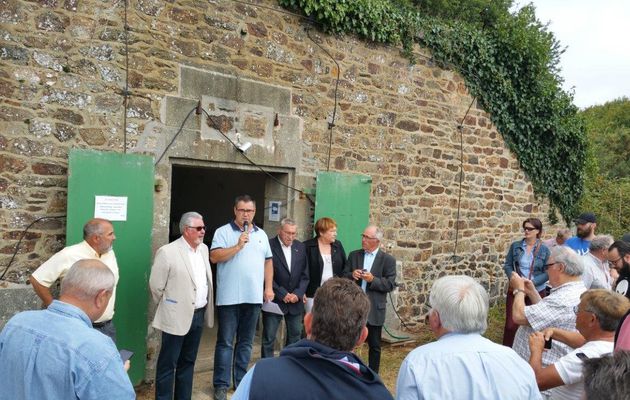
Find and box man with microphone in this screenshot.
[210,195,274,400]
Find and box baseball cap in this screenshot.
[573,212,596,224]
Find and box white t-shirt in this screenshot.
[550,340,613,400]
[320,254,333,285]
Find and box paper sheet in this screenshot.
[262,301,284,315]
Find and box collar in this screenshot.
[550,279,584,293]
[229,220,259,232]
[48,300,93,328]
[79,240,109,258]
[180,236,200,253]
[364,248,379,257]
[278,236,292,249]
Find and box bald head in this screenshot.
[83,218,116,255]
[59,259,115,322]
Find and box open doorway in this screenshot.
[168,162,292,373]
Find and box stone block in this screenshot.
[0,284,42,330]
[160,96,199,130]
[180,66,291,114]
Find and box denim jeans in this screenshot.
[155,308,205,400]
[213,303,261,389]
[261,311,303,358]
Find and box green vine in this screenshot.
[279,0,586,223]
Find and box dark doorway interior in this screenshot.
[169,165,267,244]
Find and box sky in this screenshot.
[515,0,630,109]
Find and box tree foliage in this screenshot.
[279,0,587,223]
[577,98,630,238]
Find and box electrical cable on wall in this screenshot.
[153,102,314,205]
[122,0,130,153]
[305,28,340,172]
[452,96,477,260]
[0,215,67,281]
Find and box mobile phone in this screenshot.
[119,349,134,362]
[544,338,552,349]
[576,352,589,361]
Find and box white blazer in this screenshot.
[149,237,214,335]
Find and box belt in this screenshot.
[194,306,207,314]
[92,319,112,328]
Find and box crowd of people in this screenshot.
[1,199,630,400]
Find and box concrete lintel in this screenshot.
[180,66,291,114]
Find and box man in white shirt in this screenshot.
[396,275,541,400]
[149,211,214,400]
[581,235,614,289]
[529,289,630,400]
[29,218,119,340]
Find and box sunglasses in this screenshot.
[523,226,538,232]
[187,225,206,231]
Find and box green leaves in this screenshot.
[279,0,587,223]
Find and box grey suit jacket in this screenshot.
[344,248,396,326]
[149,237,214,335]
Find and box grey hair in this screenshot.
[179,211,203,233]
[61,259,115,300]
[557,228,572,239]
[583,351,630,400]
[553,246,583,276]
[367,224,384,241]
[83,218,109,240]
[280,217,296,227]
[590,235,614,252]
[429,275,488,334]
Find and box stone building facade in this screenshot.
[1,0,556,379]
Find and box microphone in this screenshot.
[243,221,249,232]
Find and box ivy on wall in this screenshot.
[279,0,587,223]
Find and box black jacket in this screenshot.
[249,339,393,400]
[269,236,310,315]
[344,249,396,326]
[303,238,346,297]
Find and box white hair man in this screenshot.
[0,259,134,399]
[150,211,214,400]
[396,275,541,399]
[581,235,614,289]
[510,246,586,370]
[29,218,119,341]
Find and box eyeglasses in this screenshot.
[523,226,538,232]
[609,257,622,265]
[361,234,378,240]
[544,261,558,268]
[236,209,255,214]
[186,225,206,231]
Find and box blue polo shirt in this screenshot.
[211,221,272,306]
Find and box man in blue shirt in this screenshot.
[0,259,134,400]
[210,195,274,400]
[565,212,597,255]
[396,275,541,400]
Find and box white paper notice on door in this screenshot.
[94,196,128,221]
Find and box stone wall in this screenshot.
[1,0,557,337]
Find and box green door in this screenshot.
[314,171,372,253]
[66,149,153,385]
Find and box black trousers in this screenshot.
[366,323,382,373]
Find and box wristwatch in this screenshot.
[513,288,526,296]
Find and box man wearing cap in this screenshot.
[565,213,597,256]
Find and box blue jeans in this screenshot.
[261,311,303,358]
[213,303,261,389]
[155,308,205,400]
